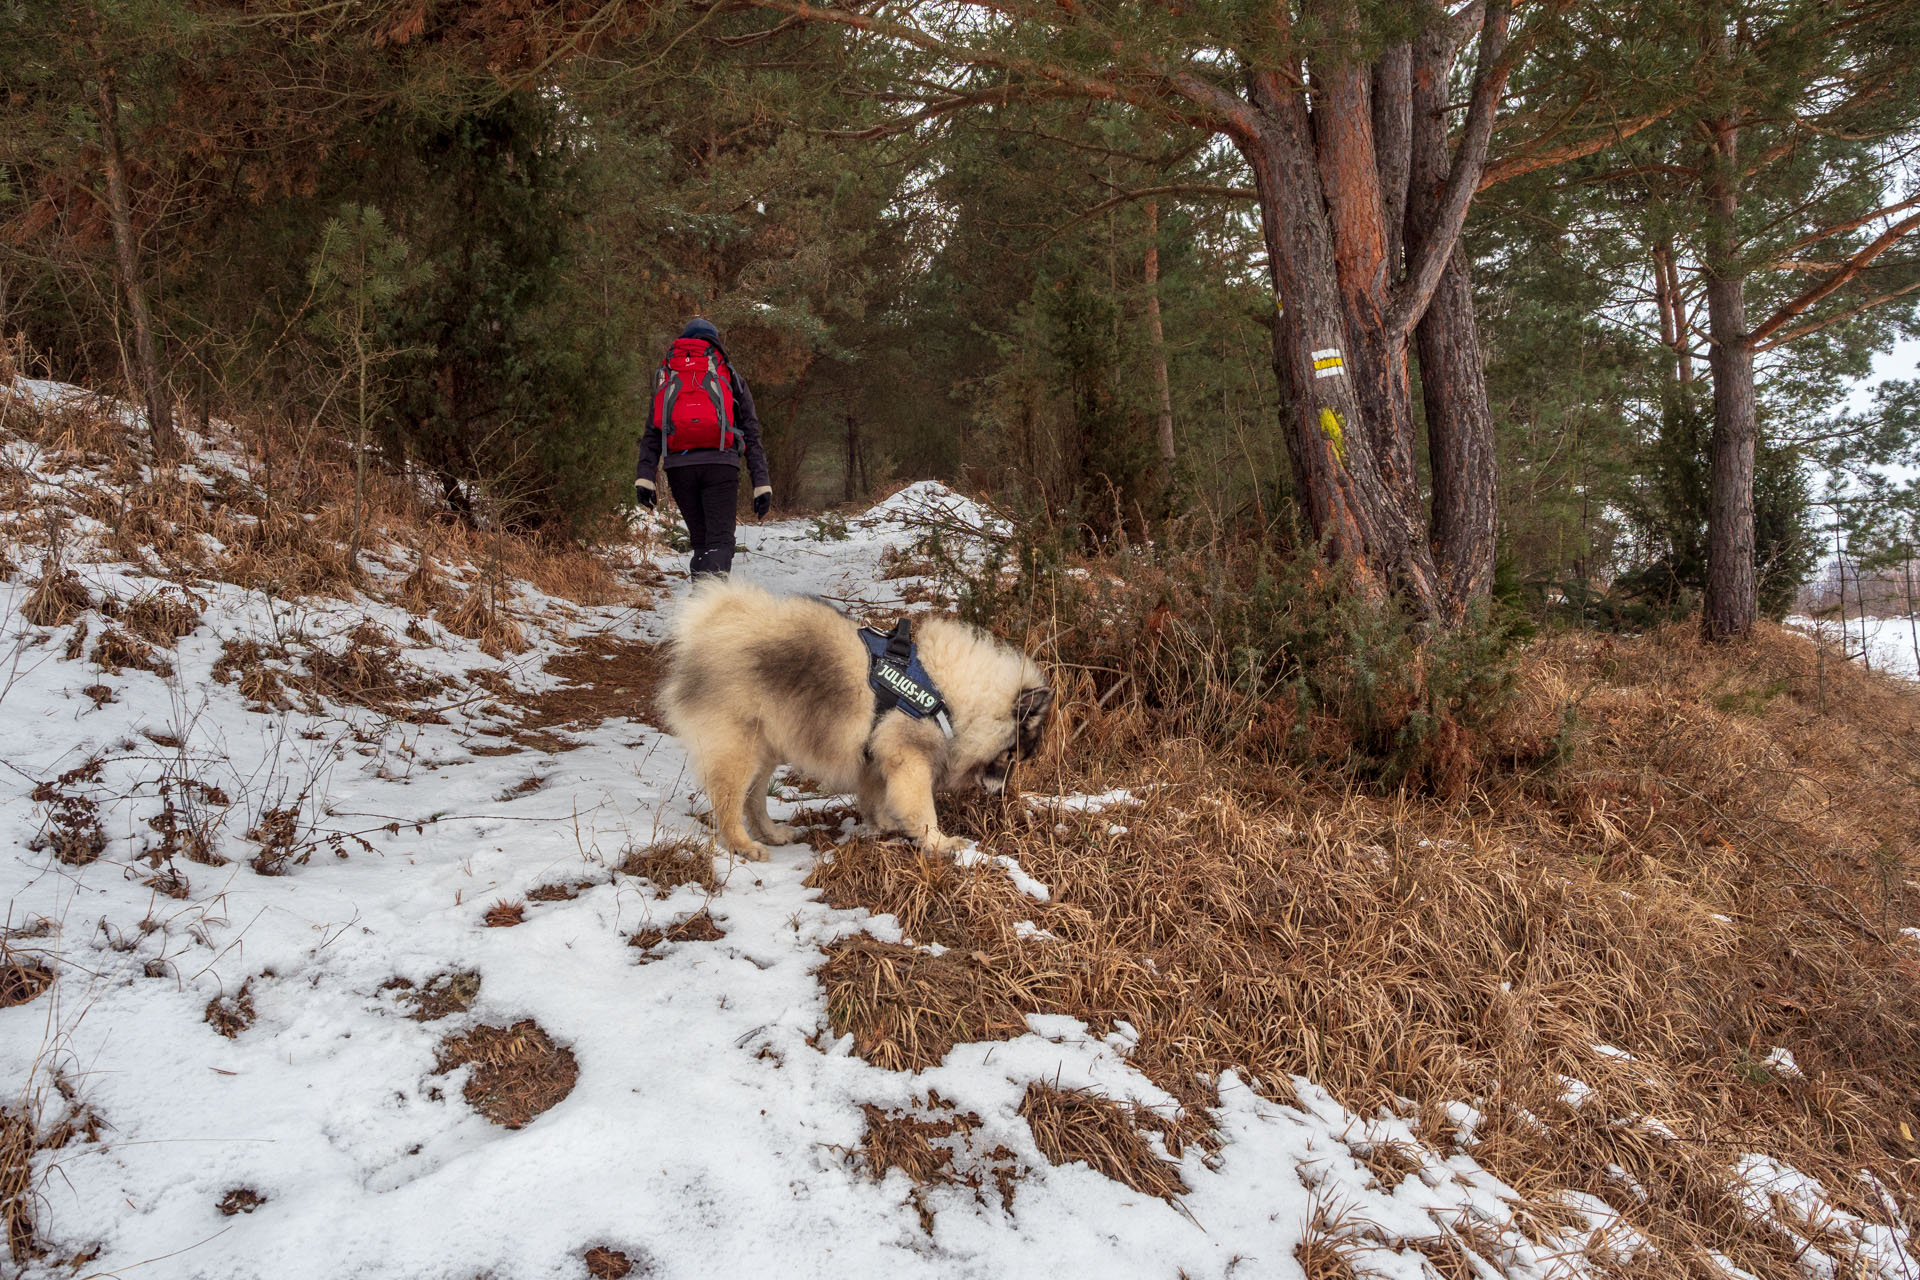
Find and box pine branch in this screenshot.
[1754,277,1920,352]
[1748,206,1920,349]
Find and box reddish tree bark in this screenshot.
[1143,201,1175,486]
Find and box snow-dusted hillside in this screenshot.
[3,381,1913,1280]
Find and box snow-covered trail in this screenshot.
[6,388,1906,1280]
[0,475,1558,1280]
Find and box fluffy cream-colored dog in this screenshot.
[660,579,1052,861]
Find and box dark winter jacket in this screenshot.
[636,338,771,496]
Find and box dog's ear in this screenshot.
[1014,685,1053,753]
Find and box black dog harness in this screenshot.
[859,619,954,739]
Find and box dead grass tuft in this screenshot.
[616,840,718,897]
[627,910,724,956]
[28,760,106,866]
[1018,1083,1188,1200]
[0,953,53,1009]
[852,1094,1021,1228]
[0,1078,101,1268]
[435,1020,578,1129]
[212,638,292,709]
[121,589,202,645]
[583,1245,636,1278]
[484,900,526,928]
[204,980,255,1039]
[387,970,482,1022]
[526,881,595,903]
[215,1188,266,1216]
[1,1108,38,1265]
[20,562,91,629]
[857,1104,962,1188]
[91,625,172,677]
[1292,1201,1363,1280]
[442,587,529,657]
[816,936,1030,1073]
[300,622,446,723]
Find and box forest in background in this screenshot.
[2,0,1918,640]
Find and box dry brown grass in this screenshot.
[804,622,1920,1276]
[91,625,172,677]
[627,910,725,955]
[121,588,203,645]
[0,953,52,1009]
[853,1095,1021,1228]
[204,980,255,1039]
[215,1188,266,1216]
[484,900,526,928]
[435,1020,579,1129]
[583,1245,635,1278]
[386,971,482,1022]
[0,1080,100,1268]
[0,1107,33,1265]
[526,880,594,903]
[1018,1083,1189,1200]
[19,561,91,629]
[616,839,720,897]
[2,383,640,652]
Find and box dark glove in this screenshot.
[635,481,656,510]
[752,490,771,519]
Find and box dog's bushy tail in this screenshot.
[668,576,777,651]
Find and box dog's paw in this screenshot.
[920,832,969,858]
[763,823,799,846]
[729,842,771,863]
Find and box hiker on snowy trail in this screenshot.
[636,318,772,578]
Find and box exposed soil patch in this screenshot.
[215,1188,266,1217]
[435,1020,578,1129]
[204,981,255,1039]
[513,633,666,734]
[0,955,53,1008]
[386,971,481,1022]
[627,911,724,958]
[616,840,718,898]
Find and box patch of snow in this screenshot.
[953,843,1051,902]
[1785,615,1919,681]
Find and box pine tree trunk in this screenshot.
[1412,249,1497,619]
[1143,202,1176,485]
[1239,74,1440,614]
[1703,111,1758,642]
[1406,26,1496,621]
[93,64,173,458]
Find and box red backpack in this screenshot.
[650,337,736,452]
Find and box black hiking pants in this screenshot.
[667,462,740,578]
